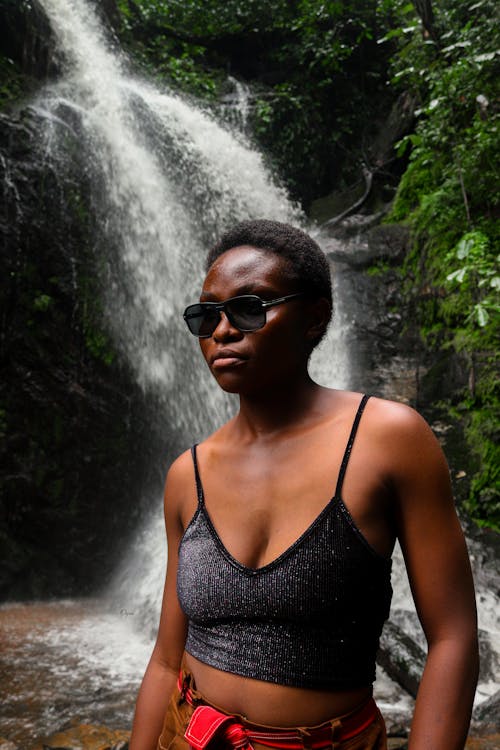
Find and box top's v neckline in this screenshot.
[198,491,341,575]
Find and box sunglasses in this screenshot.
[183,292,304,338]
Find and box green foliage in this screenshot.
[385,0,500,528]
[33,293,53,312]
[444,232,499,332]
[116,0,225,99]
[0,55,26,108]
[84,327,115,366]
[464,404,500,530]
[78,268,117,367]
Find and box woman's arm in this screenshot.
[129,451,193,750]
[387,405,479,749]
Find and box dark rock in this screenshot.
[377,621,426,698]
[384,713,411,738]
[323,221,410,269]
[0,107,167,600]
[472,690,500,735]
[0,0,121,103]
[328,256,420,405]
[417,349,470,405]
[476,629,500,687]
[368,92,417,168]
[99,0,122,33]
[0,0,56,82]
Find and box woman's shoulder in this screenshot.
[364,393,428,427]
[165,418,236,485]
[356,394,450,487]
[163,447,197,500]
[363,394,438,443]
[328,389,429,432]
[328,389,429,429]
[331,390,444,467]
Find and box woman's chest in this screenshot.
[177,498,391,624]
[203,463,390,565]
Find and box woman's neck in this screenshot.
[235,377,332,440]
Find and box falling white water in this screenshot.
[36,0,317,442]
[34,0,350,614]
[220,76,252,131]
[3,0,493,741]
[36,0,348,438]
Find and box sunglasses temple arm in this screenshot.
[262,293,303,309]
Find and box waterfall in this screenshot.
[34,0,292,440]
[34,0,345,434]
[34,0,350,628]
[4,0,495,740]
[220,77,252,132]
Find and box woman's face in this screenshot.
[198,245,314,395]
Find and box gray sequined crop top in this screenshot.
[177,395,393,689]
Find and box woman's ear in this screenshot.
[306,297,332,345]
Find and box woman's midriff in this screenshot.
[184,653,373,727]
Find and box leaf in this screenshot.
[490,277,500,291]
[377,28,403,45]
[474,52,498,62]
[442,41,473,54]
[446,267,467,283]
[456,237,474,259]
[475,304,489,327]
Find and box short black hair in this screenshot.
[206,219,333,313]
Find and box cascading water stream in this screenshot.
[32,0,349,622]
[0,0,497,744]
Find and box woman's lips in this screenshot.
[210,351,248,369]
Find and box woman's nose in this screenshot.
[212,311,242,341]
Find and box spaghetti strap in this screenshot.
[191,444,205,506]
[334,395,370,498]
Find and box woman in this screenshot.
[130,220,478,750]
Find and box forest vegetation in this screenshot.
[0,0,498,599]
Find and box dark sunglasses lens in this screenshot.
[185,304,219,337]
[198,308,220,337]
[227,297,265,331]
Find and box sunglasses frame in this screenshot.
[183,292,304,338]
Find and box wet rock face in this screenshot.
[324,219,410,269]
[324,211,471,413]
[0,0,120,87]
[321,211,418,407]
[378,622,426,699]
[0,0,56,80]
[0,108,165,600]
[327,256,420,406]
[472,690,500,735]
